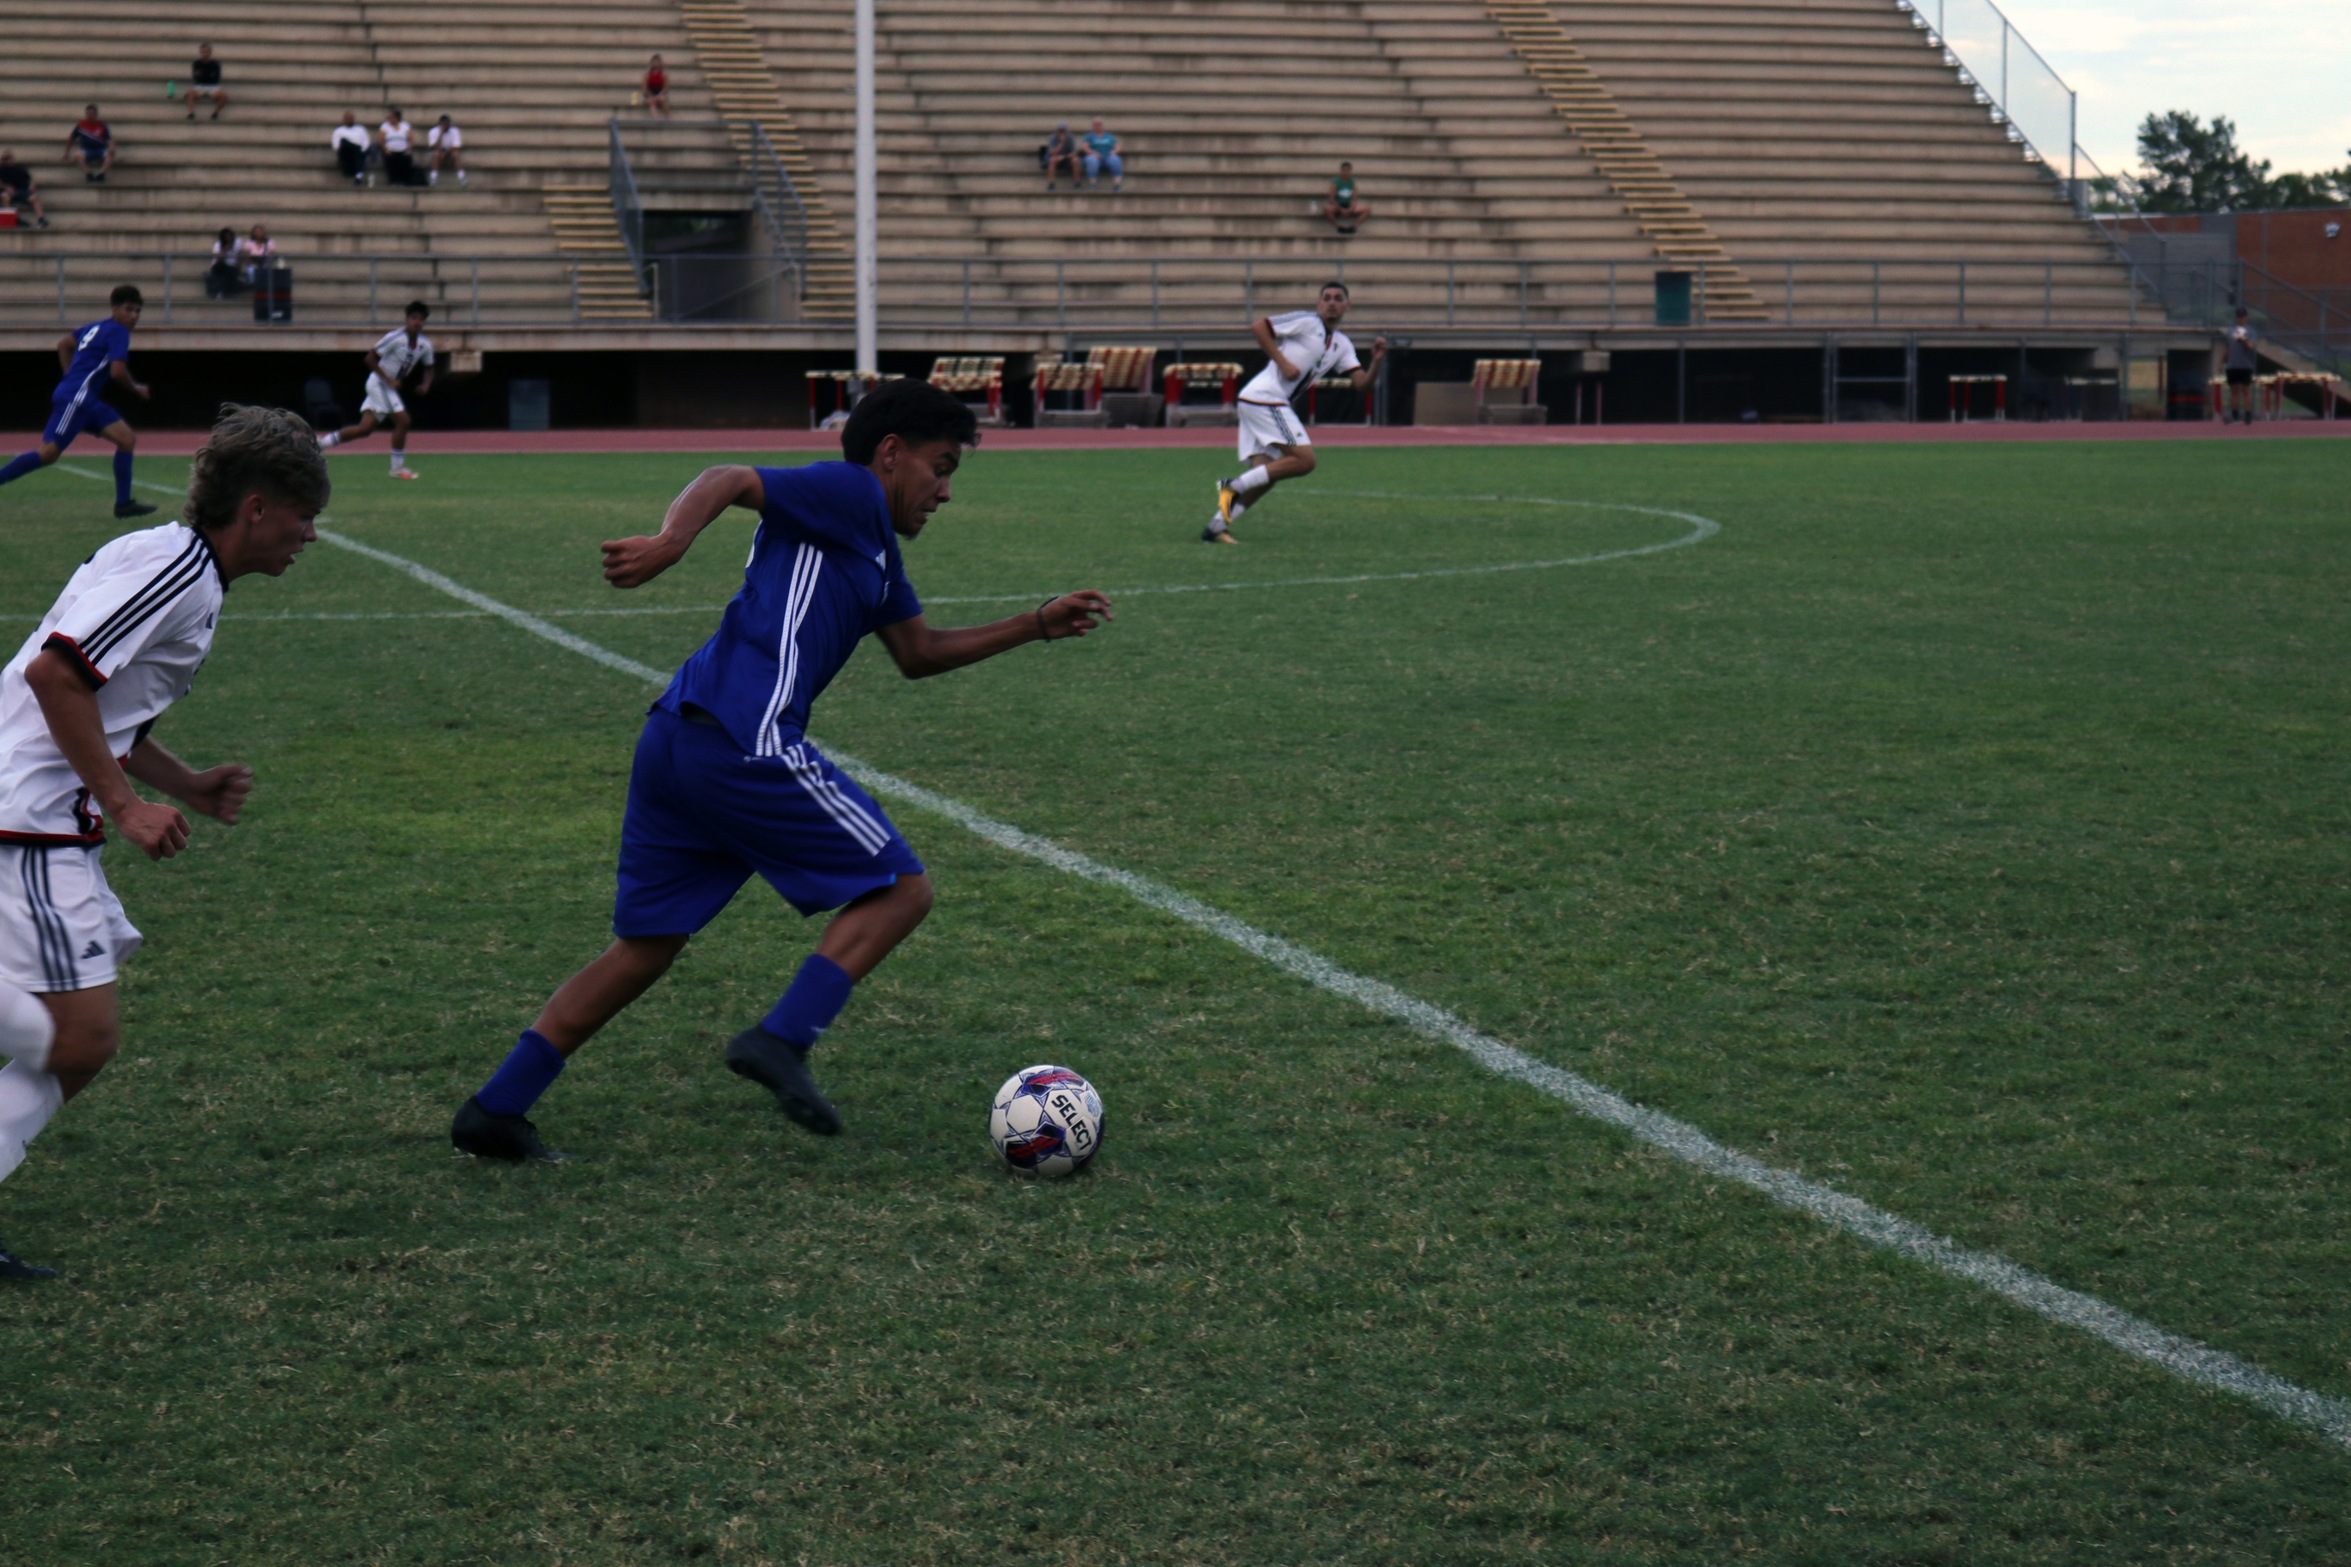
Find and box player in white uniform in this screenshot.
[0,405,326,1280]
[318,300,436,479]
[1207,281,1385,544]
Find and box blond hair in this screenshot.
[185,404,330,535]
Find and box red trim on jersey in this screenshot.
[40,633,106,689]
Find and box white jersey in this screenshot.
[1240,310,1361,405]
[429,123,462,151]
[380,119,414,154]
[370,327,435,385]
[0,523,224,846]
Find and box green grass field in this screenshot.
[2,437,2347,1564]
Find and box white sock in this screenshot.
[0,983,54,1072]
[0,1059,65,1184]
[319,431,340,448]
[390,451,407,473]
[1231,466,1272,496]
[1228,495,1251,521]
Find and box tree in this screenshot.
[2092,114,2349,213]
[2129,111,2271,212]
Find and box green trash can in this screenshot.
[1654,270,1692,327]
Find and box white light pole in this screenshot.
[854,0,877,377]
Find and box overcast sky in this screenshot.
[1992,1,2351,176]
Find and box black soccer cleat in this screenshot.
[724,1027,842,1135]
[113,500,158,520]
[450,1095,569,1162]
[1202,522,1238,545]
[0,1236,58,1281]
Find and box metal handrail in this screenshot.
[738,119,810,278]
[607,118,650,292]
[1895,0,2076,184]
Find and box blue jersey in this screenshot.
[655,462,922,758]
[55,318,130,405]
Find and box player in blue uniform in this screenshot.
[0,285,156,520]
[451,379,1114,1159]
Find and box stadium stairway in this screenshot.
[675,0,853,319]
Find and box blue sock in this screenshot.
[475,1028,566,1117]
[761,954,855,1053]
[113,448,134,506]
[0,451,41,487]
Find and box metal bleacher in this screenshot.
[0,0,2146,341]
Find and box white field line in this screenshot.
[46,465,1714,620]
[287,525,2351,1456]
[61,458,2351,1449]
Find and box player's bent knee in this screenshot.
[46,1019,120,1077]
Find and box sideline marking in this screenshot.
[300,526,2351,1455]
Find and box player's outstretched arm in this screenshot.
[125,738,252,825]
[876,591,1113,679]
[54,331,73,375]
[1349,336,1389,392]
[24,650,190,861]
[602,464,765,588]
[109,358,150,401]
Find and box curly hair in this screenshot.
[184,404,330,535]
[841,376,980,465]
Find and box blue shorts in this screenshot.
[614,706,924,935]
[43,390,121,450]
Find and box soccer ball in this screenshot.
[989,1065,1105,1178]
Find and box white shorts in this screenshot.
[1237,399,1310,464]
[0,844,142,994]
[361,374,407,419]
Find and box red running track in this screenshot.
[13,420,2346,458]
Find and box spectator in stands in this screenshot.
[64,105,114,183]
[1082,117,1123,192]
[206,227,245,297]
[428,115,467,187]
[643,55,672,119]
[0,151,48,228]
[186,43,229,120]
[237,223,279,287]
[0,183,14,226]
[2224,308,2259,424]
[1043,123,1080,190]
[1323,162,1370,235]
[380,108,420,187]
[331,111,371,186]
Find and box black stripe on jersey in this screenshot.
[41,633,107,690]
[77,535,203,653]
[84,547,208,664]
[81,542,211,666]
